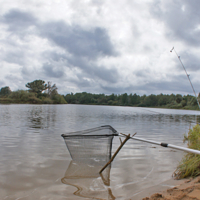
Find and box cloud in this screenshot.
[68,57,119,83]
[40,21,117,59]
[69,77,92,88]
[101,73,194,95]
[101,85,132,94]
[2,9,37,35]
[0,2,200,95]
[1,9,119,85]
[0,80,5,88]
[150,0,200,46]
[42,63,65,78]
[3,50,25,65]
[178,51,200,72]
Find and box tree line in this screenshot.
[1,80,199,109]
[64,92,200,110]
[0,80,67,104]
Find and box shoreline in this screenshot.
[138,176,200,200]
[0,102,199,111]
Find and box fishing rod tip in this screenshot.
[170,47,174,52]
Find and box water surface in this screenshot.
[0,104,200,199]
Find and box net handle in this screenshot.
[99,134,131,174]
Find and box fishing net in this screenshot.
[61,125,118,165]
[61,125,118,198]
[61,160,115,199]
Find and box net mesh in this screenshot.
[61,160,115,199]
[62,160,111,185]
[61,125,118,164]
[61,125,118,198]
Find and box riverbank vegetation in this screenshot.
[1,81,199,109]
[0,80,67,104]
[64,92,200,110]
[174,124,200,179]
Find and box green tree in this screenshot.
[176,94,183,103]
[26,80,47,94]
[181,100,187,107]
[108,93,116,101]
[121,93,128,105]
[130,93,140,105]
[143,94,158,107]
[47,82,58,97]
[52,94,67,104]
[0,86,11,96]
[188,96,198,106]
[158,93,168,106]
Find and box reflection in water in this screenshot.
[29,107,43,128]
[27,105,57,129]
[61,160,115,200]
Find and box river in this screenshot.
[0,104,200,199]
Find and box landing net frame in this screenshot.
[61,125,119,165]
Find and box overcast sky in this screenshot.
[0,0,200,95]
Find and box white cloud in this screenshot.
[0,0,200,95]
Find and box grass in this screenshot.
[173,124,200,179]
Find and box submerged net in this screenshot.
[61,160,115,199]
[61,125,118,165]
[61,126,118,198]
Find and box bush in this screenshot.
[169,102,183,109]
[181,100,187,107]
[174,124,200,179]
[52,94,67,104]
[188,97,198,106]
[37,93,48,99]
[28,96,42,104]
[8,90,36,102]
[42,98,53,104]
[0,97,14,103]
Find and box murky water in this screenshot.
[0,104,200,200]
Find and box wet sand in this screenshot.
[140,176,200,200]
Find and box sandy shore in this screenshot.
[141,176,200,200]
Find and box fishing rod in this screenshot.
[120,133,200,155]
[170,47,200,109]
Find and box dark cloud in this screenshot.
[42,50,119,83]
[43,51,68,63]
[68,57,119,83]
[134,68,151,78]
[151,0,200,46]
[3,50,25,65]
[2,9,37,34]
[1,9,119,86]
[92,66,118,83]
[21,66,31,76]
[138,79,191,94]
[2,9,117,60]
[5,74,22,83]
[101,73,196,95]
[177,51,200,72]
[142,73,199,95]
[40,21,117,59]
[101,85,130,94]
[43,63,65,78]
[69,77,92,88]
